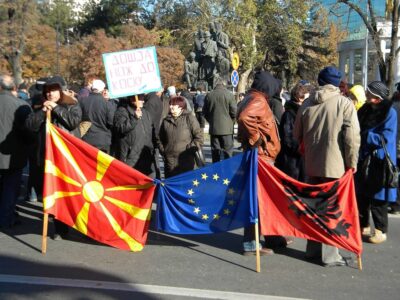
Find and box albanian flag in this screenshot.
[258,159,362,255]
[43,121,156,251]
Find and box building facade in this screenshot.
[319,1,397,87]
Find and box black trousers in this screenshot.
[210,135,234,163]
[358,196,389,233]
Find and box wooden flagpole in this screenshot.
[42,110,51,254]
[357,255,362,270]
[255,222,261,273]
[135,95,139,108]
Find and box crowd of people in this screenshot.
[0,66,399,267]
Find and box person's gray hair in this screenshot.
[0,75,16,91]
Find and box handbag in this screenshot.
[380,136,399,188]
[360,136,398,193]
[186,115,206,168]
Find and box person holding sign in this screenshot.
[113,95,156,177]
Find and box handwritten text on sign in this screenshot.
[103,46,162,98]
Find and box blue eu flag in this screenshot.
[155,150,258,234]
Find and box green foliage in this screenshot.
[78,0,142,36]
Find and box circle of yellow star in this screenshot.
[202,214,209,220]
[213,214,220,220]
[194,207,200,214]
[82,181,104,203]
[213,174,220,180]
[223,208,231,215]
[223,178,230,185]
[188,199,195,204]
[228,200,236,206]
[193,179,200,187]
[228,188,235,195]
[187,189,194,196]
[201,173,208,180]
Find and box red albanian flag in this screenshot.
[43,121,156,251]
[258,159,362,256]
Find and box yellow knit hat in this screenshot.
[349,85,366,110]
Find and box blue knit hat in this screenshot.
[318,66,342,87]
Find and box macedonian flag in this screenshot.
[43,121,156,251]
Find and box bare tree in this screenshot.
[337,0,399,92]
[0,0,35,85]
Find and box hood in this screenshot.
[251,71,280,98]
[312,84,340,104]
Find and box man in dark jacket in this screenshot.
[144,89,164,178]
[80,79,116,153]
[203,77,236,162]
[0,75,32,228]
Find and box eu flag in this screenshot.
[155,150,258,234]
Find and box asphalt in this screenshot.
[0,132,399,299]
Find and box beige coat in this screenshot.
[293,84,360,178]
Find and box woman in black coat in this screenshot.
[276,83,308,181]
[157,96,203,178]
[25,77,82,240]
[113,96,155,177]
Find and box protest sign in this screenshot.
[103,46,162,98]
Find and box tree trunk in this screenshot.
[387,0,399,94]
[237,69,252,96]
[9,54,23,86]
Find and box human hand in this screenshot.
[42,101,57,112]
[135,108,142,119]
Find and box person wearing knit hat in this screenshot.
[317,66,342,87]
[366,81,389,100]
[356,80,397,244]
[294,66,360,266]
[349,85,366,110]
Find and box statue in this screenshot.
[209,22,217,42]
[216,52,230,83]
[184,52,198,90]
[201,31,218,90]
[215,22,229,59]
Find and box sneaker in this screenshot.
[323,257,350,267]
[52,234,62,241]
[389,209,400,215]
[368,229,387,244]
[243,247,274,256]
[361,226,371,237]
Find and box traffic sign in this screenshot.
[231,53,240,70]
[231,70,239,87]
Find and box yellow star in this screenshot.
[202,214,209,220]
[194,207,200,214]
[223,208,231,215]
[193,179,200,187]
[187,189,194,196]
[201,173,208,180]
[188,199,195,204]
[228,188,235,195]
[228,200,236,206]
[223,178,230,185]
[213,174,220,180]
[213,214,220,220]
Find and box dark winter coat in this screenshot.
[0,91,32,169]
[269,95,284,124]
[203,84,236,135]
[357,100,397,202]
[275,100,305,181]
[79,92,115,150]
[157,112,203,178]
[113,105,155,176]
[25,96,82,168]
[144,92,163,136]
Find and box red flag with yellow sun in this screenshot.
[43,121,156,251]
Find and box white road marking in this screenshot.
[0,274,309,300]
